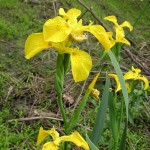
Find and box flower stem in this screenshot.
[54,54,68,130]
[57,93,68,130]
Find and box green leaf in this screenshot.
[54,54,68,130]
[111,43,122,62]
[128,109,134,125]
[66,94,89,133]
[108,50,129,121]
[119,122,127,150]
[86,134,99,150]
[108,92,118,143]
[90,75,110,145]
[54,54,65,94]
[63,53,70,75]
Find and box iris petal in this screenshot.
[116,37,131,45]
[70,48,92,82]
[120,21,133,31]
[87,25,115,51]
[104,15,133,46]
[136,76,149,90]
[59,8,81,19]
[36,127,59,146]
[59,8,66,17]
[43,16,72,42]
[42,142,58,150]
[36,127,50,146]
[88,73,100,92]
[109,73,121,92]
[61,131,89,150]
[104,16,118,26]
[25,33,50,59]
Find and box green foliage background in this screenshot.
[0,0,149,149]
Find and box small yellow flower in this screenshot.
[92,89,100,100]
[104,15,133,45]
[109,66,149,92]
[85,73,100,97]
[36,127,89,150]
[88,73,100,91]
[124,66,149,90]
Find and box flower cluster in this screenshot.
[36,127,89,150]
[24,7,149,150]
[25,8,133,82]
[109,66,149,92]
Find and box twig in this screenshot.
[8,116,63,122]
[77,0,107,30]
[52,0,58,16]
[78,9,88,19]
[124,48,150,75]
[8,116,91,131]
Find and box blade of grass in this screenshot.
[117,96,124,135]
[90,75,110,145]
[108,92,118,147]
[108,50,129,121]
[119,122,127,150]
[86,134,99,150]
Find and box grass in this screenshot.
[0,0,150,149]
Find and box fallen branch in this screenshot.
[124,48,150,76]
[8,116,63,122]
[8,116,91,131]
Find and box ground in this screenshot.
[0,0,150,149]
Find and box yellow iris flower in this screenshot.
[43,8,114,51]
[25,8,133,83]
[109,66,149,92]
[124,66,149,90]
[24,33,92,82]
[36,127,89,150]
[104,15,133,45]
[24,8,114,82]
